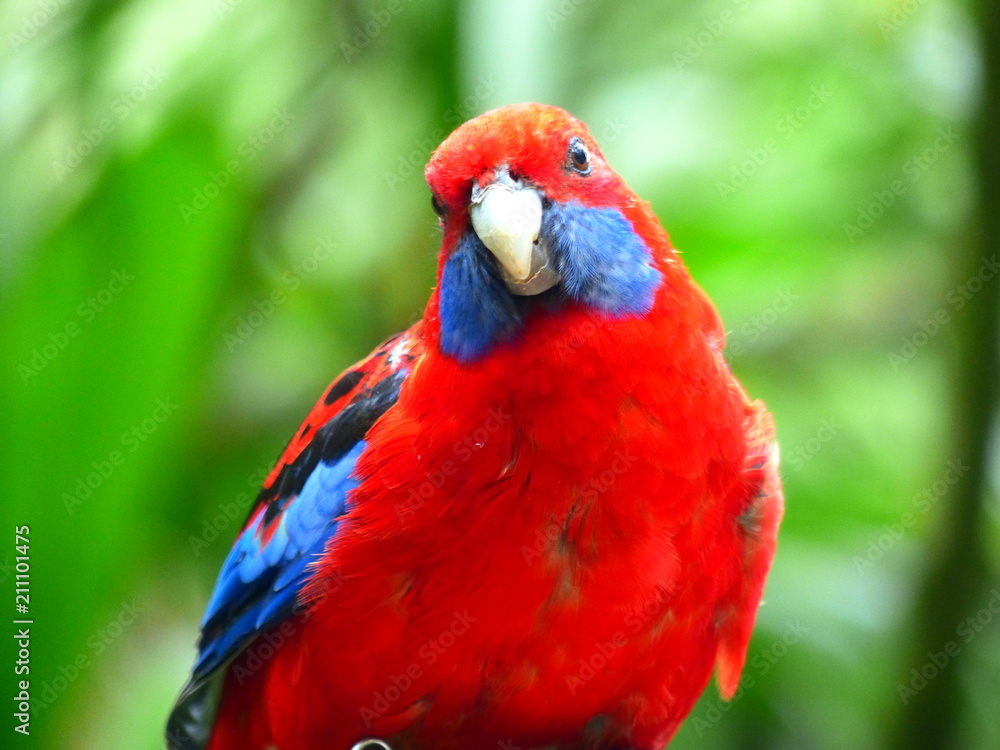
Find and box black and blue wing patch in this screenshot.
[193,442,365,681]
[166,359,412,750]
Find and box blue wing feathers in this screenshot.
[193,444,365,681]
[185,371,409,685]
[168,330,418,750]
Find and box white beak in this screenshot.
[470,184,543,282]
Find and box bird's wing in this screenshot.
[166,325,424,750]
[714,399,785,699]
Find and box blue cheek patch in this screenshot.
[439,231,523,362]
[542,201,662,317]
[438,202,661,362]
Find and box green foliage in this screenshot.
[0,1,996,748]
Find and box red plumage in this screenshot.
[191,103,783,750]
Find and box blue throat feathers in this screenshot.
[438,201,663,362]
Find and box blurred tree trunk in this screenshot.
[888,2,1000,748]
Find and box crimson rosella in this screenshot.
[167,103,783,750]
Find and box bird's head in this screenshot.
[425,103,668,362]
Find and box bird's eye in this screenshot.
[567,137,591,175]
[431,194,446,217]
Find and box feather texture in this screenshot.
[168,103,783,750]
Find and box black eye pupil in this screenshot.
[568,138,590,173]
[431,194,446,216]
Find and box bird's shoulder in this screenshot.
[167,323,424,750]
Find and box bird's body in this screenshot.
[168,104,783,750]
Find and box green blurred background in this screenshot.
[2,0,998,748]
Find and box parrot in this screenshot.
[167,102,783,750]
